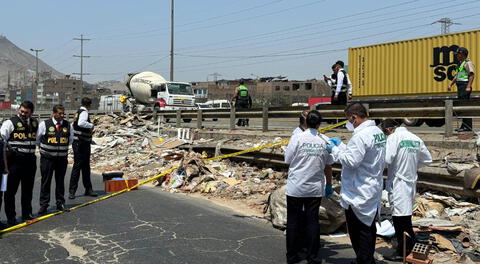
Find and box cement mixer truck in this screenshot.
[122,71,195,122]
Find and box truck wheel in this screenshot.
[425,119,445,127]
[213,118,218,121]
[403,118,424,127]
[154,104,160,112]
[183,119,192,123]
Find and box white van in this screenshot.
[205,99,231,109]
[98,95,124,111]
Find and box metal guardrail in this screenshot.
[1,99,479,135]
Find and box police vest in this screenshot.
[237,85,249,100]
[456,59,470,82]
[40,119,70,158]
[7,116,38,155]
[331,70,349,92]
[73,109,92,142]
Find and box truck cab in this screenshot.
[154,82,195,111]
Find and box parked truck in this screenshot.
[123,71,195,122]
[349,29,479,127]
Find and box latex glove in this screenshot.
[326,143,335,153]
[329,137,342,146]
[325,184,333,198]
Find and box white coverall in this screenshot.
[385,127,432,216]
[331,120,386,226]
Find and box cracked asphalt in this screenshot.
[0,166,365,264]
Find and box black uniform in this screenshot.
[5,116,38,222]
[235,86,252,126]
[331,69,349,106]
[69,109,93,196]
[0,139,5,224]
[39,119,70,209]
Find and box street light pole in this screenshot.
[170,0,174,81]
[30,48,44,83]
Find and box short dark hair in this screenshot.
[331,64,337,70]
[345,103,367,118]
[381,119,399,133]
[20,101,34,113]
[306,110,322,128]
[52,104,65,113]
[81,97,92,107]
[299,110,309,126]
[239,80,245,85]
[457,47,469,57]
[335,60,345,68]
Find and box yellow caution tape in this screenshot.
[0,121,346,235]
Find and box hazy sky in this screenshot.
[1,0,479,83]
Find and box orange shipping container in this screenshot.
[349,30,479,99]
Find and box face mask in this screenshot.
[346,120,355,131]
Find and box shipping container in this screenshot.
[349,30,479,99]
[98,94,124,112]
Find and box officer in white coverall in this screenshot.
[285,110,334,264]
[381,119,432,261]
[326,103,386,264]
[291,110,310,136]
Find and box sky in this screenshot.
[1,0,479,84]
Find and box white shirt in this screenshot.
[0,116,32,141]
[285,128,334,197]
[36,118,74,145]
[291,126,304,136]
[335,68,353,96]
[385,127,432,216]
[78,106,94,129]
[331,120,386,226]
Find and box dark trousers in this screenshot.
[286,196,322,264]
[392,216,415,256]
[346,206,377,264]
[5,153,37,220]
[457,82,473,130]
[235,101,250,126]
[331,91,348,105]
[40,156,68,207]
[69,140,92,194]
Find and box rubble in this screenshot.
[89,112,480,263]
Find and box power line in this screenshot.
[73,34,90,88]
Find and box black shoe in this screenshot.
[384,253,403,262]
[0,221,7,229]
[84,190,98,197]
[38,206,49,216]
[22,214,34,221]
[56,204,69,212]
[68,193,76,199]
[7,218,18,226]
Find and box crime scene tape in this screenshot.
[0,120,346,235]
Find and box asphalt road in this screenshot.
[0,165,380,264]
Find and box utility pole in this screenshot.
[209,72,222,82]
[30,48,44,83]
[170,0,174,81]
[433,18,461,34]
[73,34,90,90]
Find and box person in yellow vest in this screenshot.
[36,105,73,215]
[231,80,252,127]
[448,47,475,132]
[0,101,38,226]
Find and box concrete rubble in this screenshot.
[89,113,480,263]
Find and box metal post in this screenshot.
[445,100,453,137]
[230,107,236,130]
[197,109,202,129]
[170,0,174,81]
[262,105,268,132]
[176,110,181,127]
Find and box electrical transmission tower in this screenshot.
[433,18,461,34]
[73,34,90,90]
[209,73,222,82]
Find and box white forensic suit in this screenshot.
[385,127,432,216]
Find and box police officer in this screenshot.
[448,47,475,132]
[381,119,432,261]
[332,61,353,105]
[0,138,6,229]
[69,97,97,199]
[284,110,334,264]
[231,80,252,127]
[327,103,386,264]
[291,110,310,136]
[37,105,73,215]
[0,101,38,226]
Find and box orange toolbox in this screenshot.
[104,179,138,192]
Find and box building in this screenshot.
[192,78,330,107]
[39,75,82,109]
